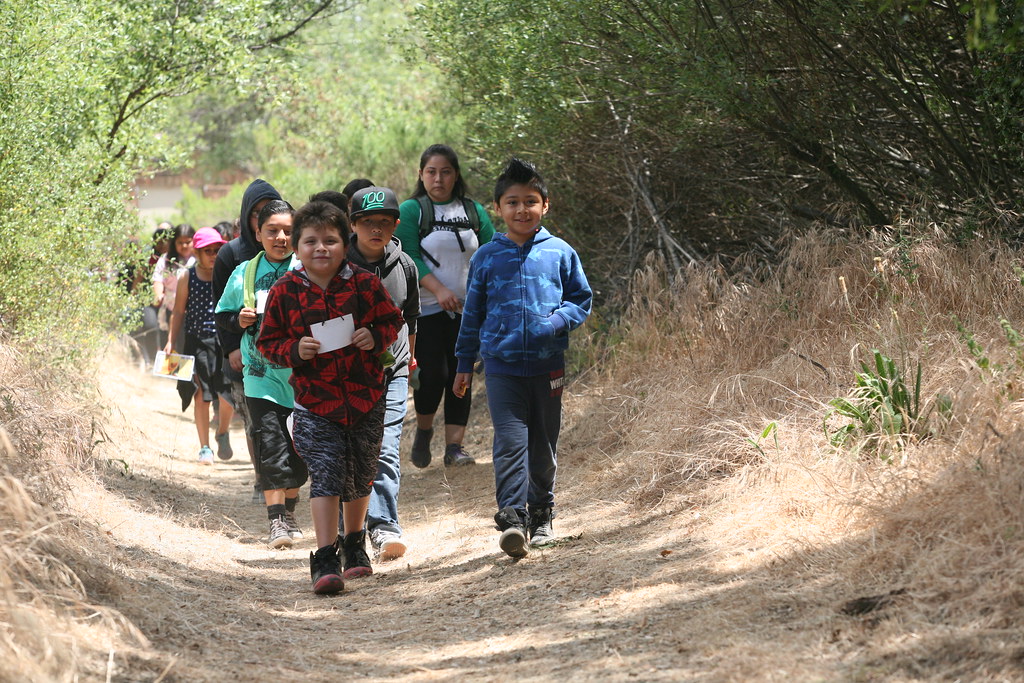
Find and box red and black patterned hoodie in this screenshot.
[256,262,402,427]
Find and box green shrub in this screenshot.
[824,349,924,457]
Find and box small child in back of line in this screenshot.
[165,227,235,464]
[153,223,195,350]
[453,158,592,558]
[256,201,403,594]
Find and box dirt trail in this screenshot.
[69,356,865,682]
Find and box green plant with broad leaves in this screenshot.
[825,350,923,456]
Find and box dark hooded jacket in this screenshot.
[214,179,282,373]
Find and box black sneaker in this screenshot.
[342,529,373,580]
[310,541,344,595]
[443,443,476,467]
[411,428,433,468]
[494,507,529,559]
[284,510,303,539]
[528,506,556,547]
[268,516,293,549]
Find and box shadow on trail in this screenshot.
[96,456,265,545]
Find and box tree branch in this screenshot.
[249,0,342,51]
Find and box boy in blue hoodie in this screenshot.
[453,158,592,559]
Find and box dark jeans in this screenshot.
[486,373,562,513]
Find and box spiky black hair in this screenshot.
[493,157,548,203]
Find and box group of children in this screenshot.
[159,155,592,594]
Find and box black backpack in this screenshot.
[415,195,481,268]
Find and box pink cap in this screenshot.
[193,227,227,250]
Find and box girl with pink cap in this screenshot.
[166,227,235,464]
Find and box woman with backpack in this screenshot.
[395,144,495,469]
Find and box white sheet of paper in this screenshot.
[255,290,269,314]
[310,314,354,354]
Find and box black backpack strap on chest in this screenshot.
[416,195,482,265]
[416,195,440,268]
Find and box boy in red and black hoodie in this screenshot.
[257,201,403,595]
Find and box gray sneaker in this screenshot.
[284,510,303,539]
[494,507,529,559]
[370,528,407,561]
[443,443,476,467]
[215,431,233,460]
[268,517,293,549]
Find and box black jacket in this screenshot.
[213,179,282,374]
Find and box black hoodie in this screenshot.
[213,179,282,369]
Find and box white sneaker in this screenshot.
[371,529,407,561]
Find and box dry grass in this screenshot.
[564,222,1024,678]
[0,342,147,682]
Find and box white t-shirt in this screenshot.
[418,200,480,313]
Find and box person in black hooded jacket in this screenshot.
[214,179,283,500]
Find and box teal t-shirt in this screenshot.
[216,254,298,408]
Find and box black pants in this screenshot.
[413,311,471,426]
[247,396,309,491]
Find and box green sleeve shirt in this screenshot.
[216,256,297,408]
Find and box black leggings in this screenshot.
[413,311,471,426]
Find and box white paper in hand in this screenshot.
[309,314,354,354]
[255,290,269,314]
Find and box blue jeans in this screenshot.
[366,376,408,535]
[486,373,561,514]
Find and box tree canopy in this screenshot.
[0,0,348,349]
[411,0,1024,279]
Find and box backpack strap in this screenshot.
[243,251,264,310]
[461,198,481,235]
[417,196,481,265]
[416,195,434,241]
[417,196,481,238]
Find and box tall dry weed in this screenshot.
[568,225,1024,506]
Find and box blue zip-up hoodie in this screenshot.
[455,227,592,377]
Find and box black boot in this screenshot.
[494,507,529,559]
[342,529,373,580]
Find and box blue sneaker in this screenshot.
[197,446,214,465]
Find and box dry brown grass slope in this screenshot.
[3,223,1024,681]
[564,224,1024,679]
